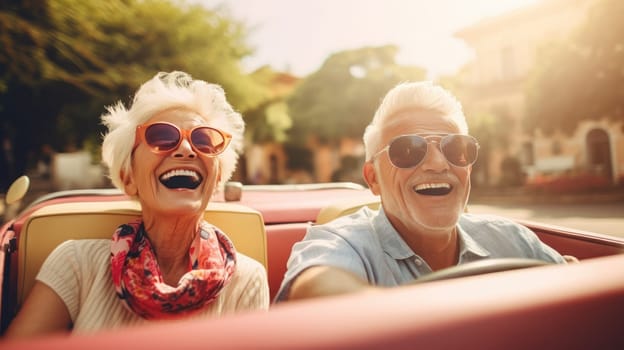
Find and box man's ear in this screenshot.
[362,162,381,196]
[120,169,137,196]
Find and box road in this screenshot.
[468,201,624,238]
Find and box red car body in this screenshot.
[1,183,623,349]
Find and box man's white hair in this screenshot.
[362,81,468,160]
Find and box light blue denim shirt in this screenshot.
[275,206,565,302]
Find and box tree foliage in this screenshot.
[525,0,624,135]
[286,46,426,145]
[243,66,298,143]
[0,0,264,184]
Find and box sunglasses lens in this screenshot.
[388,135,428,168]
[385,134,479,168]
[191,127,228,155]
[441,135,478,167]
[144,123,180,151]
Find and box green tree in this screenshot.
[286,45,426,145]
[244,66,299,144]
[525,0,624,135]
[0,0,264,185]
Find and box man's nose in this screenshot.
[419,143,449,171]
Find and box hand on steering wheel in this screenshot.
[410,258,552,284]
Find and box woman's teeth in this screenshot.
[159,169,202,189]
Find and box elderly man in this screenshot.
[276,81,566,301]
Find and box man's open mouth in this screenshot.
[413,183,452,196]
[159,169,203,189]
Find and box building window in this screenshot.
[586,128,612,179]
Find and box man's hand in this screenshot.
[563,255,579,263]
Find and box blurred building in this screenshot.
[455,0,623,188]
[52,151,107,190]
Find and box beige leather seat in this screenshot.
[16,200,267,306]
[315,197,380,225]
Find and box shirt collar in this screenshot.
[373,208,491,261]
[456,221,491,261]
[373,207,415,260]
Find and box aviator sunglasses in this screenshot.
[373,134,480,168]
[134,122,232,156]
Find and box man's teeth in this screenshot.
[414,183,451,191]
[160,169,200,181]
[413,183,453,196]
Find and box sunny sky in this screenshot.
[200,0,539,78]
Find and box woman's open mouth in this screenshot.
[159,169,203,189]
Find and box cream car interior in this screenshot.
[16,200,267,306]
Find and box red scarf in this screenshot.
[110,219,237,319]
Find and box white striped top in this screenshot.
[37,239,269,333]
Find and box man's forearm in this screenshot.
[287,265,379,301]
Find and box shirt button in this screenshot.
[414,258,423,266]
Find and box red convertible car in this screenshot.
[1,177,623,349]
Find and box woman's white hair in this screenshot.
[101,71,245,192]
[362,81,468,161]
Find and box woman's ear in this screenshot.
[120,169,137,196]
[362,161,381,196]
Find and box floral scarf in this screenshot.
[110,219,237,319]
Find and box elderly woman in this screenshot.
[6,71,269,337]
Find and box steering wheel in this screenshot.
[410,258,552,284]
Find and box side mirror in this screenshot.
[2,175,30,221]
[6,175,30,205]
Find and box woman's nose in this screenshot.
[172,137,196,158]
